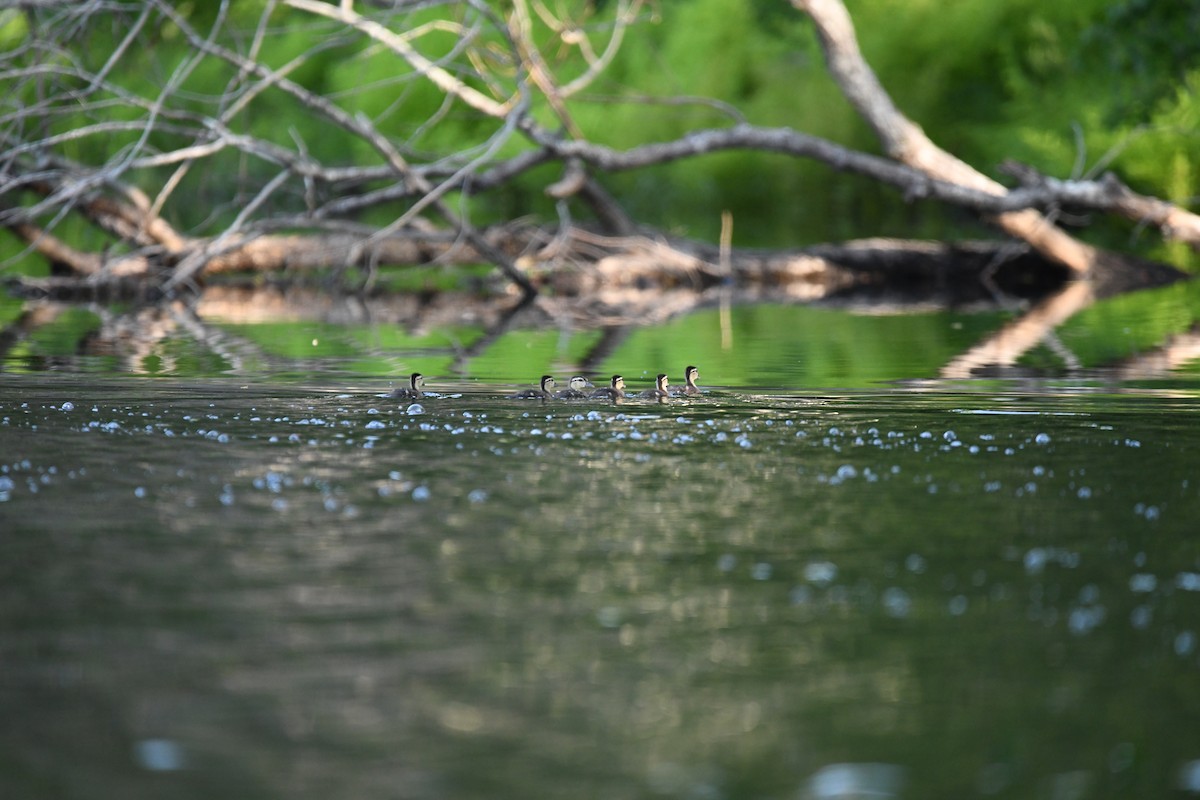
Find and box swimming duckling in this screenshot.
[638,373,671,401]
[513,374,556,399]
[390,372,425,400]
[554,375,592,399]
[589,375,625,401]
[672,365,701,397]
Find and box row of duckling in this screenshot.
[391,366,702,402]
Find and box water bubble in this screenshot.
[1177,760,1200,792]
[1177,573,1200,592]
[133,739,185,771]
[905,553,926,574]
[949,595,968,616]
[133,486,146,499]
[1034,433,1051,445]
[1129,574,1157,593]
[60,402,75,412]
[751,562,772,581]
[1130,605,1153,630]
[406,403,424,415]
[803,561,837,586]
[882,587,912,618]
[365,420,386,429]
[412,486,431,502]
[1174,630,1196,656]
[1024,548,1048,574]
[1068,605,1106,636]
[467,489,488,504]
[717,554,737,573]
[596,606,621,628]
[807,763,906,800]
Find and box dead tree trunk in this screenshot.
[793,0,1098,276]
[1,0,1195,300]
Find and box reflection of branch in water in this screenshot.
[167,301,275,375]
[1041,330,1082,374]
[67,301,275,375]
[447,294,539,375]
[81,306,183,374]
[1106,325,1200,380]
[0,305,66,371]
[940,280,1096,379]
[578,326,631,374]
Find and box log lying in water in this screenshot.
[11,228,1182,308]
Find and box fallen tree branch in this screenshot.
[1000,161,1200,249]
[3,0,1194,302]
[793,0,1099,276]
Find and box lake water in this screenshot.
[3,292,1200,799]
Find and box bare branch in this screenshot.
[793,0,1098,276]
[283,0,516,118]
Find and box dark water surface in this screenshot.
[2,375,1199,799]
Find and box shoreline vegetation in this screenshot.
[2,1,1199,383]
[2,1,1197,301]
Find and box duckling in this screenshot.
[672,365,701,397]
[638,373,671,401]
[554,375,592,399]
[513,374,556,399]
[589,374,625,401]
[390,372,425,400]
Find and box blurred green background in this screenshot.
[2,0,1198,273]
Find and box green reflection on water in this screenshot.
[5,274,1200,388]
[602,305,1006,388]
[1,381,1198,798]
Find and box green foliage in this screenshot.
[0,8,28,49]
[7,0,1197,269]
[560,0,1200,261]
